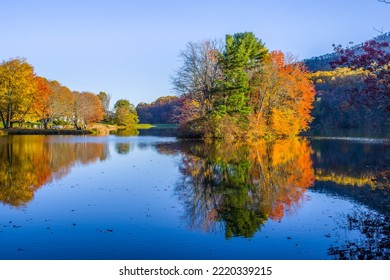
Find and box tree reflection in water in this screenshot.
[0,136,109,207]
[310,139,390,259]
[328,209,390,259]
[157,139,315,238]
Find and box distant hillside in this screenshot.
[304,32,390,72]
[306,31,390,130]
[136,96,180,124]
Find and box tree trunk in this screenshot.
[6,103,12,129]
[74,119,81,130]
[0,111,7,129]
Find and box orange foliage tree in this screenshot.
[248,51,315,139]
[28,76,51,127]
[71,91,104,129]
[47,80,74,126]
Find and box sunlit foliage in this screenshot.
[0,58,135,130]
[0,58,37,128]
[172,32,316,140]
[136,96,180,124]
[71,91,104,129]
[248,51,315,139]
[113,99,139,127]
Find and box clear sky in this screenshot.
[1,0,389,106]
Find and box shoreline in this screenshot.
[2,128,93,135]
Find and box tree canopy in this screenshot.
[0,58,139,130]
[113,99,138,127]
[171,32,316,140]
[0,58,37,128]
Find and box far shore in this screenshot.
[1,128,93,135]
[0,123,178,136]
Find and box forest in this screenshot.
[306,32,390,130]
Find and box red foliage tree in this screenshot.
[330,39,390,110]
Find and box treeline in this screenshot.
[171,32,316,140]
[308,38,390,130]
[0,58,138,129]
[136,96,180,124]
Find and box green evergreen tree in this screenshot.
[215,32,268,117]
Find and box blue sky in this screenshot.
[1,0,389,106]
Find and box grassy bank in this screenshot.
[136,123,178,129]
[88,123,118,135]
[0,123,178,136]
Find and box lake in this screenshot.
[0,131,389,260]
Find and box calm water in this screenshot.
[0,132,389,260]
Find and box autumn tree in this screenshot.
[171,40,222,138]
[330,39,390,112]
[171,32,316,140]
[0,58,37,128]
[136,96,180,124]
[248,51,315,139]
[171,40,222,124]
[97,91,112,121]
[47,80,74,126]
[113,99,138,127]
[71,91,104,129]
[28,76,51,127]
[307,67,384,129]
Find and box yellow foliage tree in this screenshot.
[248,51,315,139]
[0,58,37,128]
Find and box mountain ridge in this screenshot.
[304,32,390,72]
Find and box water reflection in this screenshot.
[113,128,139,136]
[311,139,390,259]
[115,143,133,155]
[156,137,390,259]
[328,208,390,259]
[1,133,389,259]
[0,136,109,207]
[312,139,390,189]
[156,139,315,238]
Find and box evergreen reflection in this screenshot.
[0,136,109,207]
[157,139,315,238]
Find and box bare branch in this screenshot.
[373,26,384,34]
[378,0,390,4]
